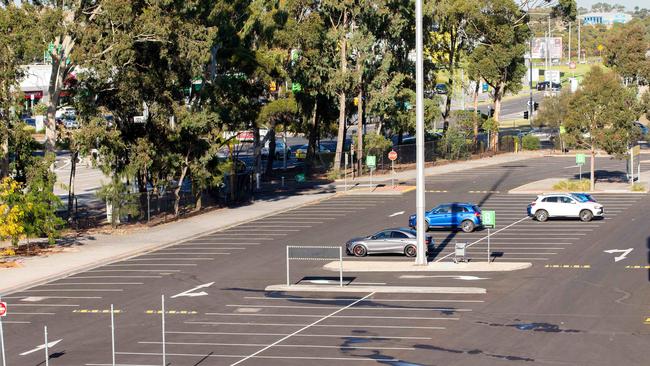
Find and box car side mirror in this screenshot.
[370,236,376,240]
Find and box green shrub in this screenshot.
[552,179,590,191]
[631,182,646,192]
[522,135,541,150]
[33,103,48,116]
[363,133,392,157]
[326,168,340,180]
[438,127,471,160]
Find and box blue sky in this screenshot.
[578,0,647,10]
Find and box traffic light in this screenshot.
[523,111,529,119]
[533,102,539,111]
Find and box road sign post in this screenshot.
[576,154,586,181]
[0,299,6,366]
[161,295,166,366]
[483,211,496,263]
[388,150,397,188]
[366,156,376,188]
[344,152,348,192]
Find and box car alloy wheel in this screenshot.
[535,210,548,222]
[461,220,475,233]
[352,245,367,257]
[404,245,417,257]
[579,209,593,222]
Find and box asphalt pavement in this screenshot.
[2,154,649,365]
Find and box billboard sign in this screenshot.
[531,37,563,59]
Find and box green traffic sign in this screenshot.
[366,155,376,168]
[559,126,566,134]
[576,153,586,166]
[295,173,305,183]
[483,210,496,228]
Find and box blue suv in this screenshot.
[409,202,482,233]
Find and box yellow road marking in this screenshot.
[73,309,122,314]
[644,317,650,324]
[544,264,590,269]
[625,265,650,269]
[145,310,198,315]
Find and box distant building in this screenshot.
[581,12,632,26]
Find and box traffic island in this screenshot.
[265,284,486,294]
[323,260,531,272]
[508,177,649,194]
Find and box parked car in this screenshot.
[634,121,648,137]
[527,193,604,222]
[294,144,331,160]
[434,83,448,95]
[409,202,482,233]
[346,228,434,257]
[571,193,597,203]
[261,140,290,160]
[536,81,550,91]
[527,128,554,142]
[63,118,79,129]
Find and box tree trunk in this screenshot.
[67,150,78,222]
[333,10,348,170]
[1,136,8,178]
[492,82,505,152]
[174,156,189,217]
[590,145,595,191]
[472,81,480,145]
[265,127,276,174]
[46,57,66,153]
[357,63,364,179]
[306,100,319,167]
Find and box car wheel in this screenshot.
[352,245,367,257]
[404,245,417,257]
[535,210,549,222]
[460,220,475,233]
[579,209,593,222]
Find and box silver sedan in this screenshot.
[346,228,434,257]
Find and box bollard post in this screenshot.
[281,176,285,188]
[255,173,261,190]
[44,326,48,366]
[111,304,116,366]
[487,227,491,263]
[161,295,166,366]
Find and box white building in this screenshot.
[19,63,52,106]
[581,12,632,26]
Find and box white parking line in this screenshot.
[243,296,484,303]
[178,243,260,246]
[9,304,79,307]
[215,233,288,236]
[225,229,300,232]
[254,221,325,224]
[9,312,55,315]
[111,352,413,362]
[89,270,181,272]
[139,341,415,351]
[207,313,460,320]
[21,289,124,292]
[229,292,376,366]
[165,331,432,340]
[105,264,198,266]
[436,216,529,262]
[126,258,218,261]
[2,321,31,324]
[42,282,144,285]
[70,276,162,279]
[235,225,312,228]
[224,304,471,312]
[186,321,447,330]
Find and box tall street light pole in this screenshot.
[415,0,426,265]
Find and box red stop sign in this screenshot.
[388,150,398,161]
[0,302,7,317]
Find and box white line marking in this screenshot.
[9,304,79,307]
[88,270,181,272]
[21,289,123,292]
[42,282,143,286]
[207,312,461,319]
[389,211,405,217]
[229,292,375,366]
[186,321,446,330]
[436,216,530,262]
[2,321,31,324]
[126,258,218,260]
[224,304,469,311]
[10,312,56,315]
[69,276,162,279]
[243,296,484,303]
[171,282,214,299]
[105,264,197,266]
[139,341,414,351]
[603,248,633,262]
[164,331,431,340]
[112,351,411,362]
[400,275,489,281]
[20,339,62,356]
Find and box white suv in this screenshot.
[527,193,604,222]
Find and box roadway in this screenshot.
[2,155,649,365]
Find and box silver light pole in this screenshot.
[415,0,426,265]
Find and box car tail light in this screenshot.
[474,212,481,217]
[530,201,536,206]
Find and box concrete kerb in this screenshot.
[323,260,532,273]
[265,284,486,294]
[1,193,336,295]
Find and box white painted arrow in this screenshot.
[20,339,62,356]
[171,282,215,298]
[400,275,489,281]
[603,248,634,262]
[389,211,405,217]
